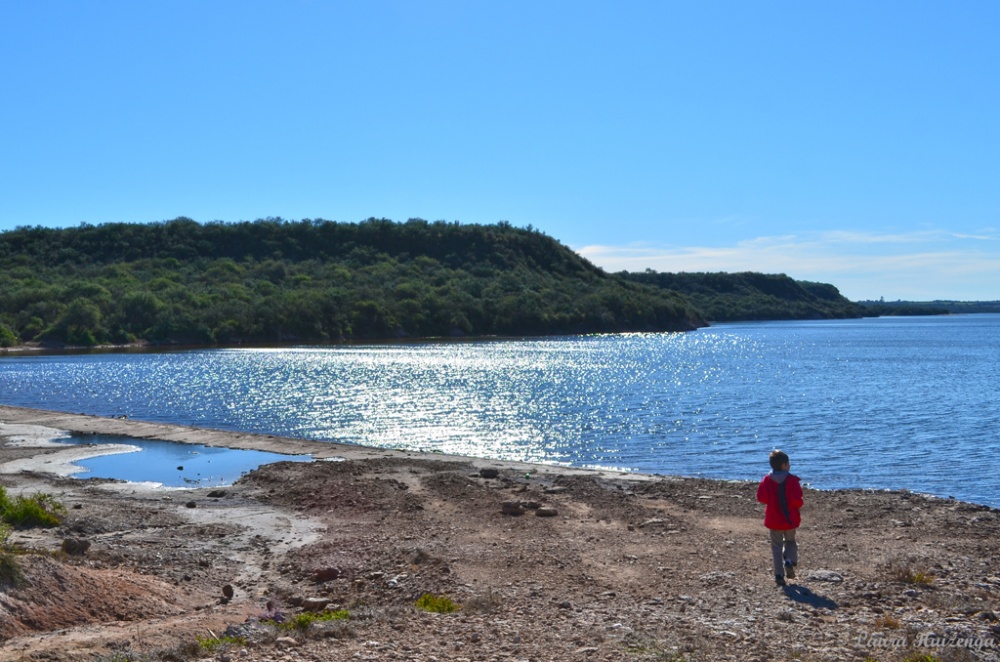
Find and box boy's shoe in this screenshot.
[775,574,786,587]
[784,562,796,579]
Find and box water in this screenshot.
[60,435,312,487]
[1,315,998,504]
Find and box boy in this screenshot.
[756,449,803,586]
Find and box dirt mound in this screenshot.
[0,555,199,639]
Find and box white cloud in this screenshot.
[575,230,1000,301]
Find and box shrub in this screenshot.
[0,323,17,347]
[415,593,460,613]
[264,609,350,631]
[3,492,65,528]
[0,524,24,587]
[875,614,901,629]
[879,554,935,585]
[196,633,246,652]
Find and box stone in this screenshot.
[61,537,91,556]
[501,501,525,516]
[535,507,558,517]
[185,501,197,508]
[479,468,500,479]
[275,636,298,648]
[808,570,844,582]
[222,584,235,600]
[314,567,343,582]
[544,486,568,494]
[302,597,331,612]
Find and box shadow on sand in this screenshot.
[782,584,838,609]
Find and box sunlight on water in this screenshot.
[2,315,999,505]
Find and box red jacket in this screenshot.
[756,472,803,530]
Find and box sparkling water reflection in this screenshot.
[1,315,998,504]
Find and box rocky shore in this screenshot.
[1,404,1000,661]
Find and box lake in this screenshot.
[1,314,998,505]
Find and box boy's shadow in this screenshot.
[782,584,838,609]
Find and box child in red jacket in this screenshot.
[756,449,803,586]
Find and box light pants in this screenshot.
[769,528,798,576]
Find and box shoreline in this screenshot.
[0,404,991,510]
[0,403,648,485]
[3,406,1000,660]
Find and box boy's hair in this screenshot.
[769,449,790,471]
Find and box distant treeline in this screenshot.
[619,270,865,322]
[859,300,1000,316]
[0,218,706,347]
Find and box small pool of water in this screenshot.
[61,435,312,487]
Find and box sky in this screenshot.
[2,1,998,302]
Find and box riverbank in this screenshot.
[2,405,1000,661]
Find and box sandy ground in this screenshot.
[1,404,1000,662]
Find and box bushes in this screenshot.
[0,323,17,347]
[0,485,65,528]
[415,593,460,613]
[0,486,65,588]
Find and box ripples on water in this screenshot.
[1,315,998,505]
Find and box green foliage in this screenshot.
[621,270,866,322]
[196,633,246,651]
[860,298,1000,315]
[264,608,350,631]
[0,218,706,345]
[415,593,460,613]
[0,323,16,347]
[0,485,65,527]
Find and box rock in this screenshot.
[314,567,343,582]
[501,501,525,516]
[522,501,542,509]
[302,597,330,612]
[177,466,183,471]
[574,646,600,655]
[544,486,568,494]
[275,636,298,648]
[185,501,197,508]
[808,570,844,582]
[207,490,227,498]
[638,518,668,528]
[535,507,558,517]
[61,537,91,556]
[222,584,235,600]
[479,468,500,479]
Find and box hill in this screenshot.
[859,300,1000,316]
[619,270,866,322]
[0,218,705,347]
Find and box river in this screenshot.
[2,314,998,504]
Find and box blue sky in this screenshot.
[2,1,998,301]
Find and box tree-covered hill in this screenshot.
[0,218,706,347]
[620,270,866,322]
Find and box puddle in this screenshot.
[60,434,312,487]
